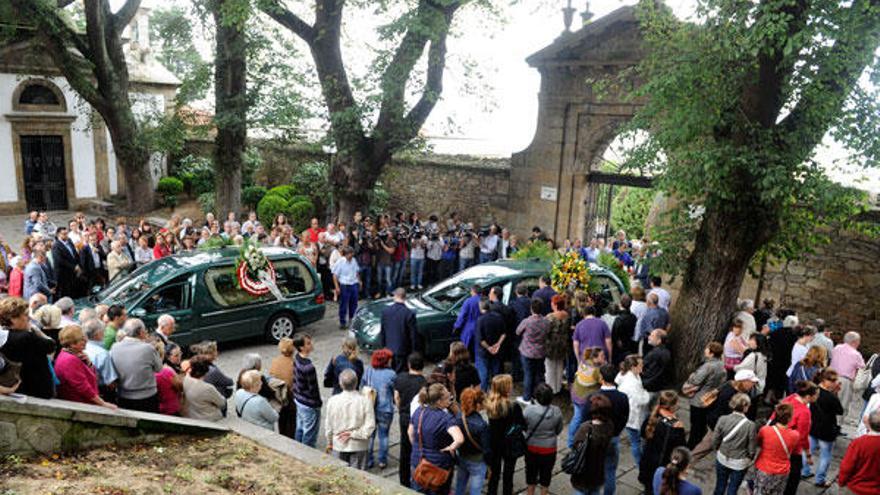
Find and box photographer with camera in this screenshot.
[352,216,375,298]
[478,225,500,264]
[391,226,409,289]
[458,225,478,272]
[425,231,444,286]
[409,228,427,291]
[376,228,396,298]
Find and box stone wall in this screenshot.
[0,395,227,456]
[739,231,880,349]
[181,139,512,226]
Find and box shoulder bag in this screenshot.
[771,425,790,458]
[460,411,482,452]
[413,409,451,491]
[854,354,879,392]
[561,425,592,475]
[700,388,720,408]
[503,403,528,459]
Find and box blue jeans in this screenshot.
[392,260,405,288]
[521,356,545,401]
[475,353,502,391]
[569,402,587,449]
[455,457,487,495]
[459,256,474,272]
[410,258,424,287]
[368,411,393,466]
[359,266,372,297]
[626,427,642,465]
[802,436,834,483]
[604,436,620,495]
[338,284,358,325]
[714,460,747,495]
[294,400,320,448]
[377,263,393,295]
[479,252,494,264]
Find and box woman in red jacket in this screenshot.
[778,380,819,495]
[755,403,801,495]
[7,256,24,298]
[54,325,116,410]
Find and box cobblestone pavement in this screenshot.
[0,213,852,495]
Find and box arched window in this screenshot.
[19,85,60,105]
[12,79,67,112]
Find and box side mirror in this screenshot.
[130,308,147,318]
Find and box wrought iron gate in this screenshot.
[584,171,652,240]
[21,135,68,211]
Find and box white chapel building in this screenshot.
[0,7,179,214]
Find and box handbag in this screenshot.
[854,354,878,392]
[0,353,22,388]
[413,409,451,491]
[561,426,592,475]
[700,388,720,407]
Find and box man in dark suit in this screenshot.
[532,275,556,316]
[51,226,82,298]
[380,287,419,373]
[80,232,106,290]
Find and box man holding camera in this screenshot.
[478,225,499,264]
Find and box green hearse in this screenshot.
[78,247,325,346]
[350,259,626,359]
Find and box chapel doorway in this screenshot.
[20,134,69,211]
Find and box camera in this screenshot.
[377,229,389,240]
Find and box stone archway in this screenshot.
[508,6,645,242]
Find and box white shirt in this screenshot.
[616,371,649,430]
[480,234,499,254]
[500,239,511,258]
[787,342,809,377]
[649,287,671,310]
[331,257,360,285]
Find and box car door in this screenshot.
[131,273,196,343]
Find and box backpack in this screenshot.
[544,315,571,361]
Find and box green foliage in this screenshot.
[610,188,655,240]
[266,185,296,202]
[150,6,213,104]
[241,185,267,210]
[198,235,233,251]
[612,0,880,277]
[291,161,333,217]
[287,200,316,233]
[198,192,216,215]
[157,177,184,209]
[596,251,631,294]
[511,241,558,263]
[257,194,289,225]
[177,155,215,196]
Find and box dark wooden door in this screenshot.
[21,135,68,211]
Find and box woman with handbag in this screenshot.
[365,348,397,470]
[723,320,748,378]
[408,383,464,494]
[454,387,490,495]
[524,383,563,495]
[711,393,757,495]
[569,393,615,495]
[754,403,800,495]
[616,355,650,465]
[638,391,687,495]
[682,342,726,449]
[486,374,526,495]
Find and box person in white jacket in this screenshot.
[616,354,650,465]
[323,368,376,469]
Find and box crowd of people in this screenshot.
[2,210,880,495]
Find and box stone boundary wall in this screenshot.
[0,395,228,456]
[180,139,512,226]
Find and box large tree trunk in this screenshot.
[212,0,247,217]
[330,151,382,221]
[668,203,773,382]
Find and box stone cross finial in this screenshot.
[563,0,576,32]
[581,1,594,25]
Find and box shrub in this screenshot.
[287,199,316,232]
[266,185,296,202]
[511,240,558,262]
[257,194,289,226]
[198,192,215,215]
[241,185,267,210]
[610,187,655,239]
[176,155,214,196]
[157,177,184,209]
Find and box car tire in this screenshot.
[266,312,296,343]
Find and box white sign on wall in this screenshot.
[540,186,558,201]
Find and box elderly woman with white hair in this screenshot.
[234,370,279,430]
[82,318,118,400]
[831,331,867,423]
[734,299,757,340]
[106,240,133,281]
